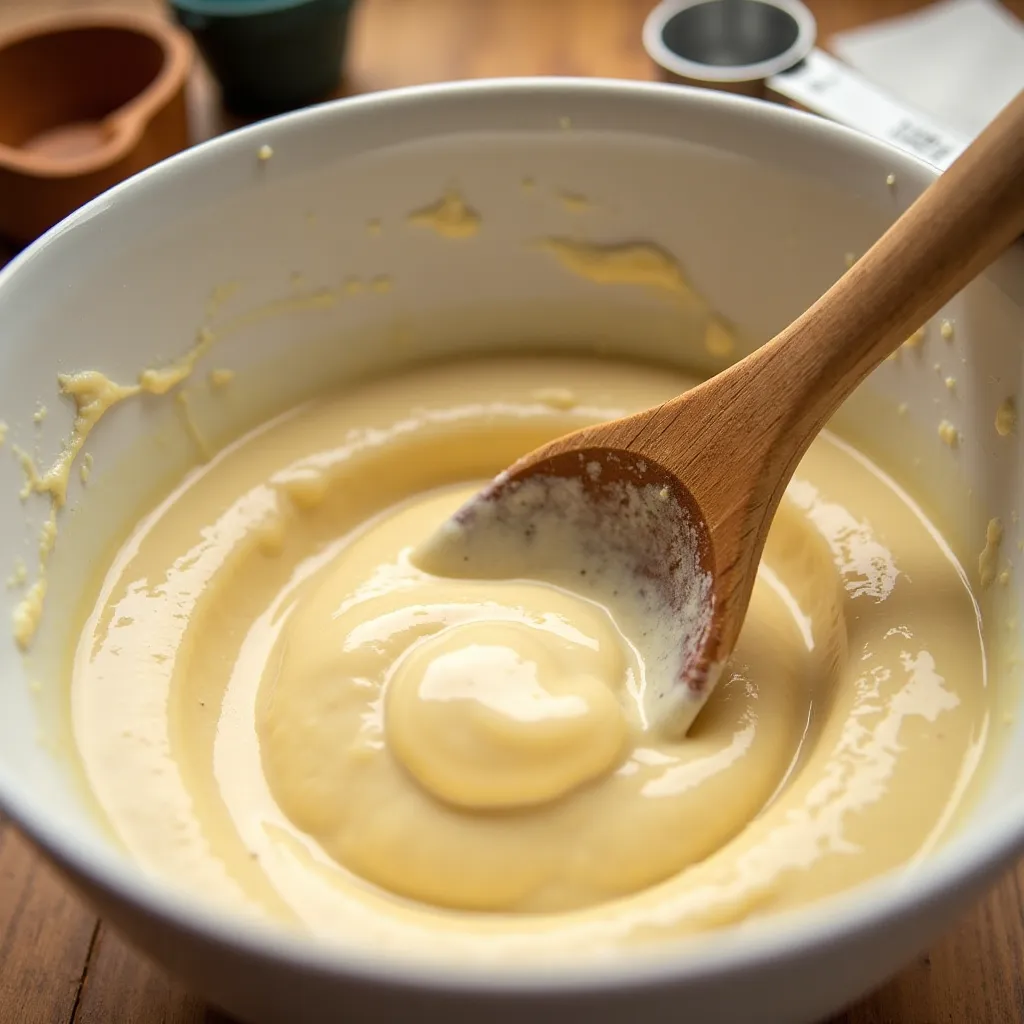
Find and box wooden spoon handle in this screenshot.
[755,88,1024,441]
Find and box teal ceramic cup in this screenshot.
[168,0,355,117]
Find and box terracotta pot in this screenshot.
[0,12,193,244]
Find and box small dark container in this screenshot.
[169,0,354,117]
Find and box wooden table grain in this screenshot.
[2,1,1024,1021]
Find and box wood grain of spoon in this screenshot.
[417,89,1024,737]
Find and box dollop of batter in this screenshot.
[72,356,989,956]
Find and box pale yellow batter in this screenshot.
[71,356,989,957]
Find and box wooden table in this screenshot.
[3,1,1024,1021]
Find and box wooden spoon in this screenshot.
[417,90,1024,737]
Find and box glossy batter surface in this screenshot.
[71,357,989,957]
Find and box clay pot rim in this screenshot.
[0,10,193,180]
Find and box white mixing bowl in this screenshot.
[0,79,1022,1024]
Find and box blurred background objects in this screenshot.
[1,0,1023,250]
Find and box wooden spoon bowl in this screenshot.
[423,88,1024,736]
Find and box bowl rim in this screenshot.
[1,75,1022,993]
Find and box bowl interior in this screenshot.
[0,80,1023,986]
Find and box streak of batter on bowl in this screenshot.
[5,268,399,650]
[63,351,992,961]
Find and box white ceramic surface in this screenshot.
[0,79,1022,1024]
